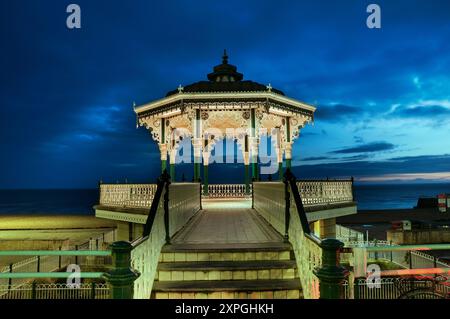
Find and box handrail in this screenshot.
[284,169,314,238]
[0,272,105,279]
[142,170,171,238]
[365,243,450,252]
[0,250,111,257]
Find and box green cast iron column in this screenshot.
[244,164,250,194]
[193,109,201,182]
[203,164,209,195]
[250,109,259,181]
[194,163,200,182]
[313,238,349,299]
[161,159,167,173]
[286,159,292,169]
[244,135,251,194]
[278,161,283,180]
[102,241,140,299]
[170,163,175,182]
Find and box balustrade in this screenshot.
[131,182,201,299]
[296,180,353,206]
[205,184,251,198]
[253,182,323,299]
[99,184,157,208]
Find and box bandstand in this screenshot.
[134,51,315,194]
[93,53,358,300]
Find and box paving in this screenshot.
[172,201,283,245]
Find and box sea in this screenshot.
[0,183,449,215]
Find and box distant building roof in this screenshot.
[166,50,284,97]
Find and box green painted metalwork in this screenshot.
[194,163,201,182]
[170,163,175,182]
[286,158,292,169]
[0,272,104,279]
[0,250,111,257]
[244,164,250,194]
[250,109,259,181]
[161,159,167,173]
[102,241,140,299]
[365,243,450,252]
[313,239,349,299]
[203,164,209,195]
[278,162,283,180]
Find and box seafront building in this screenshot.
[1,54,449,300]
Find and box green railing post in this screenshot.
[58,246,62,269]
[8,263,12,292]
[314,238,349,299]
[31,281,37,299]
[91,282,96,299]
[102,241,140,299]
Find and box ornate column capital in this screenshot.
[202,151,210,166]
[243,152,250,166]
[284,142,293,160]
[159,143,168,160]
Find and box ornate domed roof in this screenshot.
[166,50,284,97]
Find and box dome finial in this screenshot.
[222,49,228,64]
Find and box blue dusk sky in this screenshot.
[1,0,450,188]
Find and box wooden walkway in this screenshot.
[172,200,283,245]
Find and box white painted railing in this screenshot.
[99,184,157,208]
[297,180,353,206]
[205,184,251,198]
[131,183,201,299]
[0,283,109,299]
[336,225,365,243]
[253,182,322,299]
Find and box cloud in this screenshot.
[314,104,362,122]
[302,156,330,161]
[389,100,450,119]
[358,172,450,183]
[331,142,396,154]
[291,154,450,181]
[394,105,450,117]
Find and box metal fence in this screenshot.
[0,283,110,299]
[204,184,251,198]
[344,240,450,270]
[344,278,450,299]
[0,230,115,291]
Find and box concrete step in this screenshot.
[160,243,292,262]
[156,260,298,281]
[152,279,302,299]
